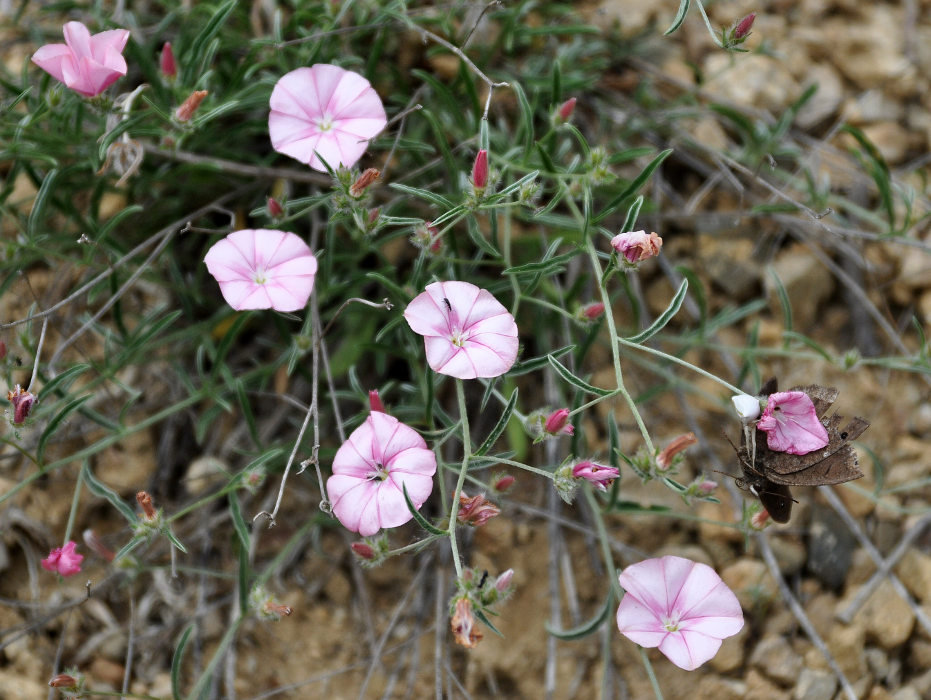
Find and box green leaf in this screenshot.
[621,195,644,234]
[624,278,688,344]
[494,170,539,199]
[546,592,613,640]
[27,168,58,240]
[782,331,833,362]
[389,182,454,209]
[171,623,195,700]
[186,0,237,82]
[475,388,518,456]
[502,247,580,276]
[82,461,137,524]
[39,363,91,398]
[664,0,690,34]
[675,266,706,331]
[403,483,447,535]
[229,492,250,552]
[38,395,92,465]
[512,81,535,155]
[466,216,501,257]
[595,149,673,223]
[509,345,574,376]
[547,355,613,396]
[235,379,260,447]
[767,266,793,337]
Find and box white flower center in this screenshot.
[253,268,268,285]
[662,613,681,632]
[450,327,468,348]
[370,462,389,481]
[317,116,334,132]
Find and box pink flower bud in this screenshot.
[472,149,488,190]
[41,541,84,577]
[544,408,574,436]
[611,230,663,265]
[492,474,515,493]
[734,13,756,39]
[368,390,386,413]
[494,568,514,592]
[457,492,500,527]
[175,90,208,122]
[581,302,604,320]
[7,385,35,424]
[160,42,177,79]
[572,461,619,491]
[558,97,577,122]
[351,542,376,560]
[267,197,283,217]
[368,208,380,225]
[0,340,6,360]
[349,167,380,197]
[656,432,698,470]
[263,601,292,618]
[697,479,717,496]
[750,509,771,529]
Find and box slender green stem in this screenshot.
[693,0,724,48]
[583,236,655,454]
[640,646,665,700]
[63,462,84,545]
[616,336,744,396]
[387,533,444,558]
[447,379,472,579]
[487,456,554,479]
[583,487,623,602]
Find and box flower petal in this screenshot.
[658,631,722,671]
[757,391,829,455]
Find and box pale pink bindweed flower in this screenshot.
[269,64,387,172]
[403,281,518,379]
[327,412,437,537]
[616,555,744,671]
[757,391,828,455]
[41,541,84,577]
[204,229,318,312]
[32,21,130,97]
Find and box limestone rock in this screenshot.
[750,634,804,685]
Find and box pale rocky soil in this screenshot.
[2,1,931,699]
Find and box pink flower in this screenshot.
[544,408,574,436]
[269,64,387,172]
[472,149,488,190]
[457,492,500,527]
[403,281,518,379]
[160,42,177,79]
[611,230,663,264]
[451,597,482,648]
[31,21,129,97]
[756,391,829,455]
[204,229,318,312]
[572,461,619,491]
[7,385,35,424]
[616,555,744,671]
[41,541,84,577]
[327,412,437,536]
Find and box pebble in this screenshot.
[696,675,746,700]
[720,558,779,610]
[894,549,931,604]
[767,244,836,329]
[793,668,837,700]
[744,668,791,700]
[709,623,748,673]
[827,622,868,680]
[852,580,916,649]
[768,536,807,577]
[806,508,856,590]
[749,635,803,685]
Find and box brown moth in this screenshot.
[736,378,869,523]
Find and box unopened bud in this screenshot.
[734,13,756,39]
[175,90,208,122]
[457,492,500,527]
[267,197,283,218]
[349,168,380,197]
[351,542,376,560]
[581,302,604,320]
[558,97,577,122]
[82,528,115,562]
[48,674,78,688]
[472,149,488,190]
[0,340,7,360]
[544,408,573,436]
[368,390,386,413]
[160,42,177,79]
[7,385,35,424]
[492,474,515,493]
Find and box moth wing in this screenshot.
[756,481,793,523]
[767,444,864,486]
[765,414,868,475]
[760,377,778,396]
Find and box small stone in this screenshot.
[768,243,836,329]
[867,687,893,700]
[745,668,791,700]
[908,639,931,670]
[696,676,746,700]
[710,622,749,673]
[768,537,806,577]
[795,64,844,129]
[184,455,228,495]
[827,622,868,680]
[861,122,912,165]
[749,635,803,685]
[0,671,49,699]
[895,549,931,604]
[793,668,836,700]
[890,688,921,700]
[720,558,779,611]
[806,509,855,590]
[854,580,916,649]
[89,657,125,689]
[865,647,889,682]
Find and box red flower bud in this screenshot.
[472,149,488,190]
[48,674,78,688]
[368,390,386,413]
[7,385,35,424]
[351,542,376,560]
[267,197,283,217]
[656,432,698,470]
[581,302,605,320]
[349,168,380,197]
[137,491,158,521]
[0,340,7,360]
[544,408,573,436]
[558,97,577,122]
[493,474,515,493]
[457,492,500,527]
[160,42,177,79]
[734,13,756,39]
